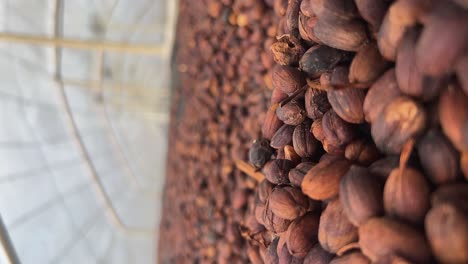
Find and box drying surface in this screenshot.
[0,0,176,263]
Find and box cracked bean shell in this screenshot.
[371,96,426,154]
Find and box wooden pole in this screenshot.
[0,32,165,55]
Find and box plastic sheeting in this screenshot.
[0,0,177,263]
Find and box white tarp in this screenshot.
[0,0,177,263]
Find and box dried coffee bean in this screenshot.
[257,179,275,204]
[377,0,420,61]
[319,72,333,90]
[309,0,359,21]
[284,145,302,165]
[278,241,305,264]
[293,121,319,158]
[269,186,310,220]
[263,159,295,184]
[330,66,350,88]
[431,183,468,213]
[277,100,307,125]
[327,87,366,124]
[384,167,431,224]
[271,87,290,104]
[311,118,325,141]
[344,138,380,166]
[462,152,468,180]
[313,18,368,52]
[416,1,468,76]
[439,83,468,152]
[286,212,320,257]
[298,14,321,44]
[371,96,426,154]
[349,42,389,86]
[263,104,284,140]
[289,162,315,187]
[300,0,315,17]
[354,0,388,32]
[249,138,275,169]
[271,124,295,149]
[359,217,432,263]
[299,45,347,78]
[322,139,345,155]
[363,69,402,123]
[272,65,307,94]
[247,244,264,264]
[263,204,293,233]
[303,243,334,264]
[318,198,358,253]
[302,155,351,200]
[417,129,460,185]
[264,238,280,264]
[456,56,468,95]
[396,28,445,101]
[368,156,399,180]
[425,203,468,264]
[322,110,356,148]
[330,251,370,264]
[285,0,301,36]
[305,88,331,120]
[340,166,384,226]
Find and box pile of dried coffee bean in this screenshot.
[244,0,468,263]
[159,0,280,263]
